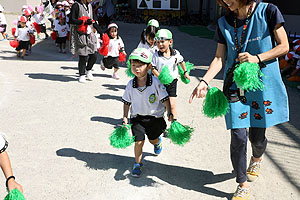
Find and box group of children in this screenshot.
[280,38,300,89]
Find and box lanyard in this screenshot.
[234,1,254,54]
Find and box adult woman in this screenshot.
[69,0,102,83]
[190,0,289,199]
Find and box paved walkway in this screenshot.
[0,13,299,200]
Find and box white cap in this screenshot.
[22,5,28,9]
[62,1,69,6]
[107,23,118,29]
[18,15,27,23]
[69,0,74,3]
[57,2,63,5]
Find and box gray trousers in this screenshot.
[230,128,267,183]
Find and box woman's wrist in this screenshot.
[6,176,15,188]
[199,79,209,87]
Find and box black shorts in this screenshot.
[165,78,178,97]
[103,56,119,69]
[56,36,67,44]
[16,41,30,51]
[0,24,7,33]
[39,24,46,33]
[131,115,166,141]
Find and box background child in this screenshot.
[33,6,49,40]
[122,48,173,177]
[0,4,8,41]
[15,16,33,59]
[100,23,126,79]
[137,19,159,54]
[0,134,23,194]
[151,29,190,119]
[54,13,69,53]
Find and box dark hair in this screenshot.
[140,25,159,44]
[106,27,119,39]
[130,59,148,65]
[216,0,254,12]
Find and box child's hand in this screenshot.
[167,113,174,122]
[189,81,208,103]
[184,73,190,81]
[122,117,129,129]
[7,179,23,193]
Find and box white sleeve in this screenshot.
[0,135,8,154]
[119,37,124,48]
[54,25,58,31]
[175,50,184,63]
[66,24,70,32]
[121,81,132,105]
[154,78,169,101]
[151,53,158,68]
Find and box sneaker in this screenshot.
[247,157,262,182]
[131,163,143,178]
[62,49,66,54]
[112,73,120,80]
[154,136,162,155]
[100,60,105,71]
[37,36,41,40]
[297,85,300,90]
[232,185,250,200]
[86,70,94,81]
[78,75,86,83]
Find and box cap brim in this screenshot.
[129,55,150,63]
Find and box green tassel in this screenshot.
[167,121,194,146]
[178,61,194,84]
[203,87,229,118]
[158,66,174,85]
[4,189,25,200]
[233,62,264,91]
[109,124,135,149]
[125,60,135,78]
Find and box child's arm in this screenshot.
[163,99,173,122]
[152,67,160,78]
[0,151,23,193]
[123,104,130,125]
[179,61,191,80]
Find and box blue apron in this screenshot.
[218,2,289,129]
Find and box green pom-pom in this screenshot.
[178,61,194,84]
[233,62,264,91]
[158,66,174,85]
[4,189,25,200]
[203,87,229,118]
[109,124,135,149]
[125,60,135,78]
[167,121,194,146]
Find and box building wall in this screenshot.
[0,0,41,13]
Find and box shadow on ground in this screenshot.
[25,73,77,82]
[56,148,234,199]
[91,116,122,127]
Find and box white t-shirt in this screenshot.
[122,75,169,118]
[137,41,158,55]
[15,27,32,41]
[107,36,124,57]
[33,13,45,25]
[151,48,184,79]
[0,13,7,25]
[26,20,35,31]
[54,23,69,37]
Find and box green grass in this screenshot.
[178,26,215,40]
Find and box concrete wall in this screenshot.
[0,0,41,13]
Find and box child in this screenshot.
[151,29,190,119]
[100,23,126,79]
[15,16,33,59]
[0,4,8,41]
[25,10,35,55]
[137,19,159,54]
[54,13,69,53]
[122,48,173,177]
[33,6,49,39]
[0,134,23,193]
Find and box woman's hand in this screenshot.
[184,73,190,81]
[236,52,259,63]
[189,81,208,103]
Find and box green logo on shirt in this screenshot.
[149,93,156,104]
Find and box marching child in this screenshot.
[54,12,69,53]
[33,6,49,39]
[100,23,126,79]
[15,16,34,59]
[0,134,23,194]
[0,4,8,41]
[122,48,173,177]
[137,19,160,54]
[151,29,190,119]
